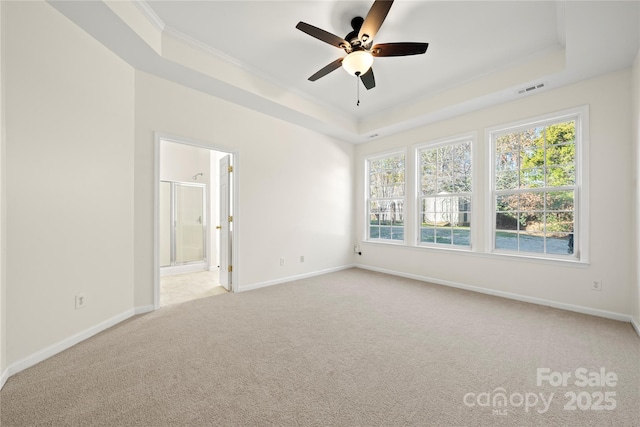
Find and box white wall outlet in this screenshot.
[354,245,360,253]
[75,293,87,309]
[300,256,304,263]
[280,257,285,266]
[591,280,603,291]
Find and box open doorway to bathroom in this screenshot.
[154,135,236,308]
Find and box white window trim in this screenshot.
[414,132,477,251]
[484,105,590,263]
[365,148,407,245]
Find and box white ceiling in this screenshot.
[50,0,639,143]
[146,0,562,117]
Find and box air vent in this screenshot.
[517,83,545,95]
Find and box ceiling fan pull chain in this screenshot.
[356,73,360,106]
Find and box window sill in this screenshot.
[364,239,406,246]
[360,241,590,268]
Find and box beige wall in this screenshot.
[4,1,135,365]
[355,70,634,317]
[134,71,355,305]
[0,0,6,381]
[160,140,211,184]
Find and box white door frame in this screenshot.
[218,155,231,290]
[153,132,239,310]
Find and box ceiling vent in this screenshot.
[517,83,545,95]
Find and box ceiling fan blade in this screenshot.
[296,22,351,50]
[360,68,376,90]
[308,58,344,81]
[371,42,429,57]
[358,0,394,44]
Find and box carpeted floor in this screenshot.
[1,268,638,426]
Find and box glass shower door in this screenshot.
[175,183,205,264]
[160,181,207,267]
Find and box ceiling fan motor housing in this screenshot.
[346,16,366,51]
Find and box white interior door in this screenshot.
[219,155,231,290]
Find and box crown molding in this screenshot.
[132,0,165,32]
[132,0,357,133]
[161,25,355,124]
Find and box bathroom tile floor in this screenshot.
[160,270,228,307]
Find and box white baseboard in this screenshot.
[135,305,155,315]
[160,263,207,276]
[631,316,640,338]
[238,264,356,293]
[0,366,8,390]
[355,264,634,324]
[0,304,156,390]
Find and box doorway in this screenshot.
[154,134,238,309]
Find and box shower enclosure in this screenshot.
[160,181,207,269]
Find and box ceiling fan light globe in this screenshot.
[342,51,374,76]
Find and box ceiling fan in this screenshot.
[296,0,428,91]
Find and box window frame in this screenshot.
[415,134,476,251]
[485,106,589,263]
[365,149,407,245]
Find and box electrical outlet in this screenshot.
[591,280,603,291]
[354,245,360,253]
[280,257,285,267]
[300,256,305,263]
[75,293,87,309]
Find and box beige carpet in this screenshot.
[1,268,638,426]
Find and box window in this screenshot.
[418,138,472,248]
[489,108,586,260]
[361,107,587,263]
[366,151,405,242]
